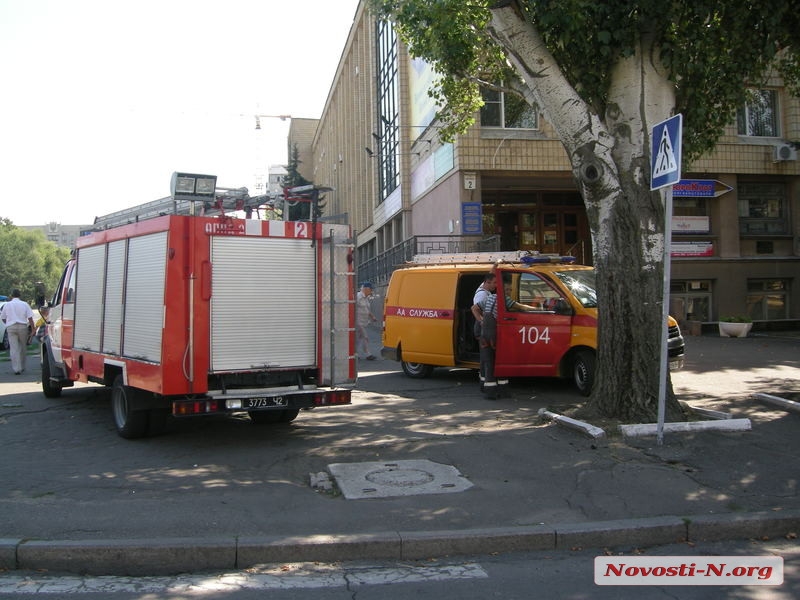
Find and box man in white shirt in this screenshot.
[0,289,35,375]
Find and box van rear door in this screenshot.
[384,269,460,367]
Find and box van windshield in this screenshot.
[554,269,597,308]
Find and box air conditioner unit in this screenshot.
[773,143,797,162]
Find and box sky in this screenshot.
[0,0,361,226]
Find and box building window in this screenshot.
[738,182,788,235]
[670,280,712,323]
[737,89,779,137]
[747,279,789,320]
[375,19,400,204]
[673,197,708,217]
[480,88,538,129]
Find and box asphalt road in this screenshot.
[0,330,798,577]
[0,538,797,599]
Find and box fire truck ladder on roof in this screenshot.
[411,250,535,264]
[92,188,274,230]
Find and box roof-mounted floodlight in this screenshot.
[170,172,217,201]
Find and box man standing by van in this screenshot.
[473,272,496,307]
[0,289,35,375]
[474,290,500,399]
[471,272,497,394]
[472,271,496,337]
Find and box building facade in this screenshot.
[293,1,800,329]
[22,222,89,249]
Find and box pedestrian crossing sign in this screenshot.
[650,114,682,191]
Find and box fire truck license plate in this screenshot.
[245,397,287,408]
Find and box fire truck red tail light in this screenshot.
[313,390,352,406]
[172,400,220,416]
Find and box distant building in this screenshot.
[287,118,319,184]
[268,165,288,197]
[22,222,89,249]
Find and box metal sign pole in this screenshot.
[650,113,682,447]
[656,184,674,446]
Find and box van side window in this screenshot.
[518,273,563,311]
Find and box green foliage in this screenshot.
[720,315,753,323]
[0,218,71,305]
[371,0,507,142]
[283,144,313,220]
[371,0,800,160]
[284,144,310,189]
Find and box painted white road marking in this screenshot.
[0,562,488,594]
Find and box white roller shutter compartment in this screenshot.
[73,245,106,351]
[210,236,316,372]
[102,240,126,355]
[122,232,167,362]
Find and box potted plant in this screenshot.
[718,315,753,338]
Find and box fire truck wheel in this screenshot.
[401,361,434,378]
[41,355,62,398]
[572,349,596,397]
[111,375,149,439]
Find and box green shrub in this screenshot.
[719,315,752,323]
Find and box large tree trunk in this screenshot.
[589,31,685,422]
[489,3,685,422]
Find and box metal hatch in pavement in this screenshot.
[328,459,473,500]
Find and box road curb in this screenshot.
[3,510,798,576]
[754,392,800,414]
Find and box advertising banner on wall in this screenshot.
[461,202,483,234]
[671,241,714,257]
[672,216,710,234]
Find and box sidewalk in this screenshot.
[1,330,799,575]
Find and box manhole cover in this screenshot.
[366,467,435,487]
[328,459,473,500]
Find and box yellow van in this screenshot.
[381,252,684,395]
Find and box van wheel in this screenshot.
[572,350,595,396]
[401,361,434,378]
[111,375,149,439]
[41,355,62,398]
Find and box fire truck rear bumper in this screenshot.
[172,387,352,417]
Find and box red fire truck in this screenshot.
[40,174,355,438]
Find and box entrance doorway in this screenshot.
[484,207,590,263]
